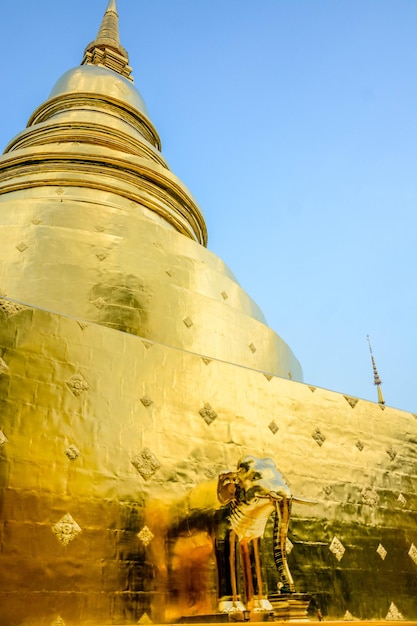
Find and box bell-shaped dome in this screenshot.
[49,65,149,116]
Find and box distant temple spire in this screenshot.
[366,335,385,405]
[82,0,133,81]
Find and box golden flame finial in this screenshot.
[366,335,385,405]
[81,0,133,81]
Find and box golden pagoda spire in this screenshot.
[82,0,133,81]
[366,335,385,405]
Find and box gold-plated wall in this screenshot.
[0,303,416,624]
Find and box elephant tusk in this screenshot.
[292,497,316,505]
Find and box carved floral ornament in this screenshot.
[0,430,9,446]
[199,403,217,425]
[0,298,28,318]
[376,543,387,560]
[409,543,417,566]
[137,525,154,547]
[140,396,153,407]
[386,445,397,461]
[329,536,345,561]
[361,484,379,508]
[398,493,407,507]
[0,358,9,375]
[386,602,405,621]
[312,428,326,447]
[131,448,160,480]
[52,513,82,546]
[65,445,80,461]
[268,420,279,435]
[66,374,90,397]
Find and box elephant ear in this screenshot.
[217,471,238,504]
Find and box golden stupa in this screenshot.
[0,2,416,625]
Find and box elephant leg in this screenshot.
[252,537,274,612]
[273,498,295,593]
[253,537,263,597]
[229,530,239,606]
[240,539,254,608]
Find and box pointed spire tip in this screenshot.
[81,0,133,81]
[106,0,118,14]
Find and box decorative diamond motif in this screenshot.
[95,250,108,261]
[32,218,42,225]
[398,493,407,507]
[308,385,316,392]
[65,445,80,461]
[140,396,153,407]
[0,430,9,446]
[55,187,65,195]
[268,421,279,435]
[264,374,273,382]
[131,448,160,480]
[66,374,89,397]
[95,225,105,232]
[361,485,379,507]
[329,536,345,561]
[386,446,397,461]
[16,242,28,253]
[52,513,82,546]
[376,543,387,560]
[221,291,228,300]
[199,403,218,425]
[138,613,154,625]
[248,343,257,353]
[312,428,326,447]
[77,321,88,331]
[0,357,9,375]
[0,299,28,318]
[165,270,172,277]
[323,485,332,496]
[142,340,153,349]
[344,395,359,408]
[137,525,154,547]
[201,358,211,366]
[183,317,193,328]
[92,297,106,309]
[385,602,404,621]
[408,543,417,566]
[355,440,364,451]
[51,617,66,626]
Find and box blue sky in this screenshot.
[1,0,416,412]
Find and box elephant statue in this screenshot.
[217,456,299,613]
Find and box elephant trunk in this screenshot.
[273,498,295,593]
